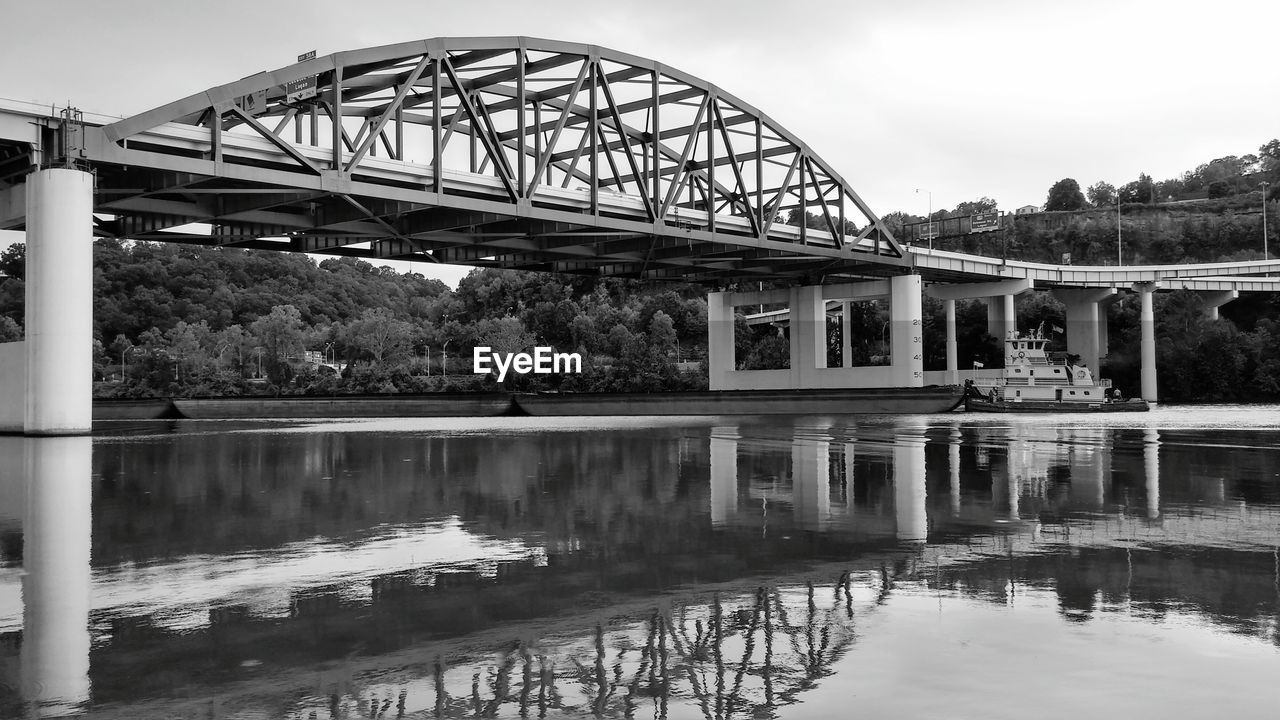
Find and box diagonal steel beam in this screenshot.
[660,93,710,217]
[225,105,322,175]
[345,54,431,172]
[442,57,519,201]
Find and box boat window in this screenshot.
[1069,390,1076,395]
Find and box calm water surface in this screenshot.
[2,405,1280,718]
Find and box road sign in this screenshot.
[971,211,1000,232]
[287,51,319,103]
[286,76,318,103]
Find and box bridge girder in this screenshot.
[14,36,907,282]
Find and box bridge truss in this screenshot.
[1,37,908,283]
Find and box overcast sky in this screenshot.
[2,0,1276,286]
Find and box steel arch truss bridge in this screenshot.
[78,37,906,282]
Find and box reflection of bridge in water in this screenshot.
[1,421,1279,716]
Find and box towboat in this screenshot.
[963,330,1149,413]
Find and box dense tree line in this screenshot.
[1,240,710,397]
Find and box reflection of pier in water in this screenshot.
[1,421,1279,717]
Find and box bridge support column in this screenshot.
[1135,282,1159,403]
[841,301,853,368]
[944,298,958,384]
[1050,287,1117,375]
[1097,297,1112,357]
[24,168,93,435]
[789,285,827,382]
[986,294,1016,342]
[890,275,924,387]
[706,291,735,391]
[926,279,1032,382]
[1200,290,1238,321]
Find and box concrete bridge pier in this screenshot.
[706,291,736,391]
[985,293,1016,342]
[1200,290,1238,321]
[707,275,925,390]
[23,168,94,435]
[1050,287,1118,375]
[788,284,828,376]
[926,279,1032,375]
[944,299,958,384]
[1134,282,1159,402]
[841,301,854,368]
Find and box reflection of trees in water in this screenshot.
[292,570,892,719]
[87,429,707,565]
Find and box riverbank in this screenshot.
[91,386,964,421]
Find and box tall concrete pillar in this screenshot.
[986,294,1016,341]
[706,292,735,391]
[1200,290,1238,321]
[788,285,826,384]
[1136,283,1158,402]
[893,434,927,542]
[24,168,94,435]
[944,298,958,384]
[1051,287,1117,374]
[889,275,924,387]
[985,295,1003,338]
[1097,295,1114,357]
[21,436,93,717]
[709,429,738,526]
[841,301,853,368]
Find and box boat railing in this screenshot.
[970,376,1113,389]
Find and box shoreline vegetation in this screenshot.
[1,141,1277,404]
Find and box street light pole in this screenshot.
[916,188,933,251]
[1262,181,1271,261]
[1117,195,1123,266]
[121,344,135,382]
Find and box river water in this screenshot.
[1,405,1279,719]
